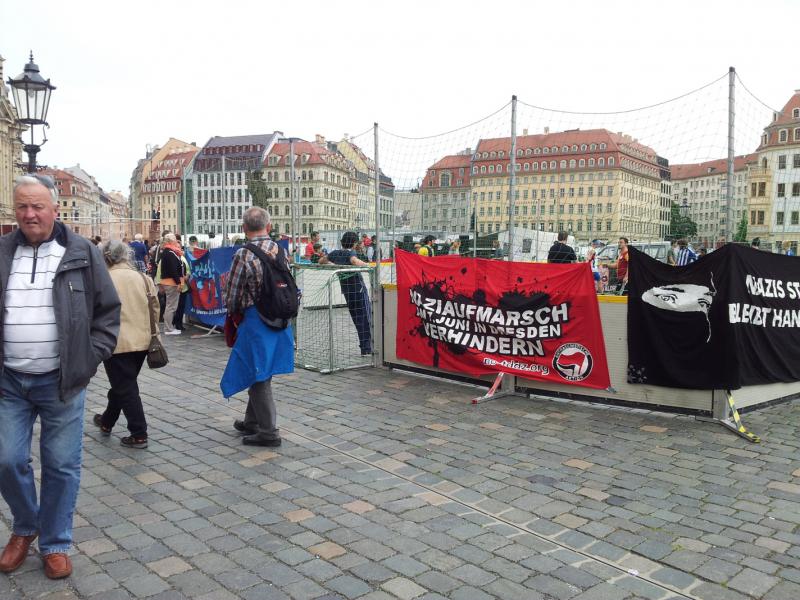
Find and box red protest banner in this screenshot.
[395,250,610,390]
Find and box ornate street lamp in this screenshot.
[7,52,56,173]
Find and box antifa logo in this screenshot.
[553,343,593,382]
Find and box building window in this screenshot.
[780,130,788,142]
[779,155,787,169]
[794,212,800,226]
[778,183,786,197]
[758,182,766,197]
[777,211,785,226]
[758,210,765,225]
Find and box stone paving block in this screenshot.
[326,574,372,598]
[727,567,780,597]
[309,541,346,560]
[148,556,193,578]
[122,573,171,598]
[381,577,428,599]
[381,554,428,578]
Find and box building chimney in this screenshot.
[315,134,326,146]
[544,126,549,134]
[522,128,528,136]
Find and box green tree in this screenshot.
[734,214,748,243]
[668,202,698,240]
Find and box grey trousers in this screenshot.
[162,285,180,332]
[244,379,279,440]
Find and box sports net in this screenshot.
[340,70,777,292]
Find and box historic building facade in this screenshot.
[192,133,281,239]
[142,149,199,235]
[336,138,394,232]
[752,90,800,253]
[420,152,472,235]
[40,167,94,237]
[260,136,354,236]
[0,56,24,229]
[130,138,200,240]
[470,129,666,244]
[671,154,755,248]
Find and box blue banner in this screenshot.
[185,247,236,328]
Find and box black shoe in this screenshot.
[120,435,148,449]
[93,414,111,436]
[242,435,282,447]
[233,420,257,435]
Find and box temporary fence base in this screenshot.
[188,323,222,338]
[472,373,527,404]
[696,390,761,443]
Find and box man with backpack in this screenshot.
[221,207,295,447]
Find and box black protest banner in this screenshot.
[627,244,800,389]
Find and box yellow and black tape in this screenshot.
[726,390,761,443]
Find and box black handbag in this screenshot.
[140,273,169,369]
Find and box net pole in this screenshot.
[508,95,517,261]
[726,66,735,244]
[290,139,298,262]
[373,123,383,366]
[221,154,227,246]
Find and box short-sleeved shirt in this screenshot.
[617,249,629,280]
[129,240,147,263]
[327,249,355,266]
[418,245,434,256]
[326,249,363,290]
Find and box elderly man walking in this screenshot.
[221,207,294,447]
[0,175,120,579]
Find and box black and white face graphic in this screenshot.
[642,283,714,342]
[642,284,713,314]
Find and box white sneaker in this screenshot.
[164,329,182,335]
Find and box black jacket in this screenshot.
[547,242,577,264]
[0,223,121,400]
[159,247,185,284]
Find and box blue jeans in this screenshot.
[0,369,85,555]
[340,275,372,354]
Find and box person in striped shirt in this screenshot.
[675,239,698,266]
[0,175,120,579]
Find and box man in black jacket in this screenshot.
[0,175,120,579]
[547,231,577,263]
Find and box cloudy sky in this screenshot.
[2,0,798,192]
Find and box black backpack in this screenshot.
[245,243,299,330]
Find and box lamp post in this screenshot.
[7,52,56,173]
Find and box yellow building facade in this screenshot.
[0,56,24,227]
[471,129,665,244]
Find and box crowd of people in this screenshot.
[0,177,311,581]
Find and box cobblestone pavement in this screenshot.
[2,327,800,599]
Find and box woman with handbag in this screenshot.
[92,240,160,449]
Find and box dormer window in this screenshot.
[779,129,788,142]
[794,108,800,118]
